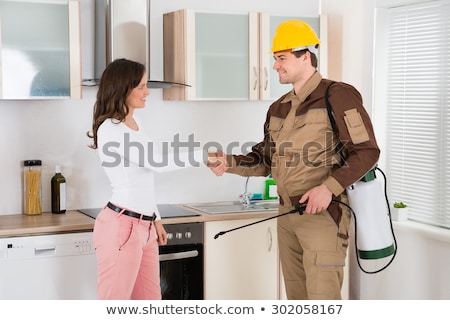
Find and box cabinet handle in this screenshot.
[253,66,258,91]
[264,67,268,91]
[267,227,273,252]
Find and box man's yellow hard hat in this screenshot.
[271,20,320,53]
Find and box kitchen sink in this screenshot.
[184,200,279,214]
[251,200,280,210]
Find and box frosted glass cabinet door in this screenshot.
[163,10,259,101]
[194,12,256,100]
[0,0,81,100]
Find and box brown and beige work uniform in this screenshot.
[226,72,380,299]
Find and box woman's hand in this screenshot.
[154,220,168,245]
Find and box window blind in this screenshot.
[383,0,450,228]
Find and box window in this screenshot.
[374,0,450,228]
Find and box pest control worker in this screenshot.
[208,20,380,299]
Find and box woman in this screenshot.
[87,58,202,300]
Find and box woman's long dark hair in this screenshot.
[87,58,146,149]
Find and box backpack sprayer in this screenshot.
[336,166,397,274]
[214,167,397,274]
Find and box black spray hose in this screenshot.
[333,167,398,274]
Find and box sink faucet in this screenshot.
[239,177,252,207]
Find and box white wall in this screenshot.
[350,221,450,299]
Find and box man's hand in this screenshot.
[208,150,228,176]
[300,184,333,214]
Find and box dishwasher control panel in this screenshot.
[0,232,94,260]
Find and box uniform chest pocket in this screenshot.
[293,109,331,136]
[268,117,284,141]
[291,110,331,143]
[294,109,329,128]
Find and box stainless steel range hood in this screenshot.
[93,0,189,89]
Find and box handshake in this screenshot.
[207,150,228,176]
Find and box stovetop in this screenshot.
[78,204,200,220]
[157,204,201,218]
[78,208,102,219]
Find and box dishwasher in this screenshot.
[0,231,97,299]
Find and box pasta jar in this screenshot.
[23,160,42,215]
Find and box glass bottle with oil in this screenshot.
[51,165,66,213]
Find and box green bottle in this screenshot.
[264,174,278,200]
[51,165,66,213]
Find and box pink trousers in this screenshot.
[93,205,161,300]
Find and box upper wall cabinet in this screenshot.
[162,9,326,101]
[0,0,81,100]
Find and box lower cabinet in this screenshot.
[204,218,280,299]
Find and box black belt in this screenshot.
[107,202,156,221]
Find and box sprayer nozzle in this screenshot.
[214,232,225,239]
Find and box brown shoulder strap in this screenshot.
[324,81,345,165]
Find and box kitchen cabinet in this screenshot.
[204,218,280,299]
[0,0,81,100]
[162,9,326,101]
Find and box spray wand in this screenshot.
[214,203,306,239]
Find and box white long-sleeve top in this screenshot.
[97,117,204,220]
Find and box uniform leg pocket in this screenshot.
[306,251,346,299]
[316,252,346,267]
